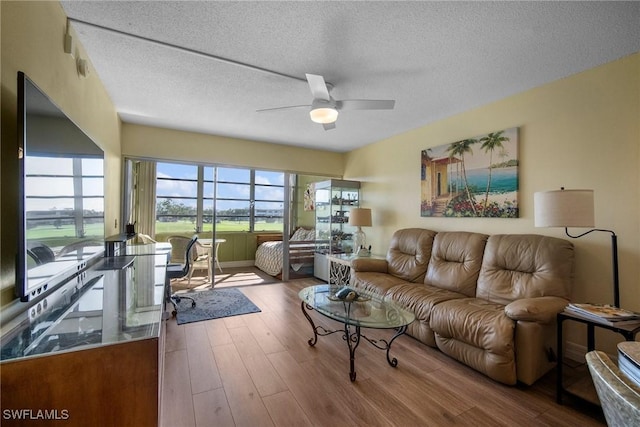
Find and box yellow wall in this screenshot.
[345,53,640,354]
[122,123,344,177]
[0,1,121,305]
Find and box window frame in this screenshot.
[155,162,285,233]
[25,156,104,239]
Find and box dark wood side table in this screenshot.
[556,310,640,404]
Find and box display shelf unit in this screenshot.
[313,179,360,281]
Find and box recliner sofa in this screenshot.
[351,228,575,385]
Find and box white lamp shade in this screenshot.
[349,208,372,227]
[309,107,338,124]
[534,189,595,228]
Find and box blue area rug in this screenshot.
[175,287,261,325]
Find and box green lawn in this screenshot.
[156,220,282,234]
[26,223,104,247]
[26,220,282,247]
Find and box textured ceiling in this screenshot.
[60,1,640,153]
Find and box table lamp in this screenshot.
[534,187,620,307]
[349,208,372,255]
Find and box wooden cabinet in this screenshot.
[1,252,168,426]
[1,336,163,426]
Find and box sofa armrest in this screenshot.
[505,297,569,323]
[351,258,388,273]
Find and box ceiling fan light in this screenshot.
[310,107,338,124]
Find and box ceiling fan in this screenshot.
[257,74,395,130]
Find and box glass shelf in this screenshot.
[314,180,360,281]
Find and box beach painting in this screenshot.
[420,127,519,218]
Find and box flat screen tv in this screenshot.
[17,72,105,302]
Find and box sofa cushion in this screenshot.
[431,298,517,385]
[386,228,436,283]
[425,231,488,297]
[351,258,388,274]
[353,272,407,297]
[476,234,574,305]
[386,283,467,347]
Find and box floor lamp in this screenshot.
[534,188,620,308]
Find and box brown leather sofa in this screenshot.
[351,228,575,385]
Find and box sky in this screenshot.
[25,156,104,211]
[424,127,518,170]
[156,162,285,210]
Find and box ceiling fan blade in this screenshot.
[322,122,336,131]
[256,105,310,113]
[305,74,331,101]
[336,99,396,111]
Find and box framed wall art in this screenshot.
[420,127,519,218]
[304,183,315,211]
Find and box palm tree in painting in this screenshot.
[447,138,478,215]
[479,130,509,215]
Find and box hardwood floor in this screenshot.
[161,278,605,426]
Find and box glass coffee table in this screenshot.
[299,284,415,381]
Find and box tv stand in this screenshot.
[1,251,168,426]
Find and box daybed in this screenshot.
[255,228,316,277]
[351,228,575,385]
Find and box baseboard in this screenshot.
[219,260,255,269]
[564,340,618,364]
[564,341,586,363]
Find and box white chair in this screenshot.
[138,233,157,244]
[189,240,212,284]
[586,350,640,427]
[138,233,172,252]
[57,240,102,257]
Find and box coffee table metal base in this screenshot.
[301,301,407,381]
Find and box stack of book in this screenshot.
[565,303,640,326]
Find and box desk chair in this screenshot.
[168,235,210,285]
[586,350,640,427]
[166,235,198,317]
